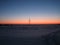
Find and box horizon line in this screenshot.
[2,23,60,25]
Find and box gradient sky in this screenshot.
[0,0,60,24]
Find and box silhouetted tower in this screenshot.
[29,17,30,24]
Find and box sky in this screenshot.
[0,0,60,24]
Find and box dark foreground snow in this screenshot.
[0,24,60,45]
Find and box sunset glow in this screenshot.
[0,0,60,24]
[0,19,60,24]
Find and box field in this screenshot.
[0,24,60,45]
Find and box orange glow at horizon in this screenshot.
[0,19,60,24]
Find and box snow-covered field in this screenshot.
[0,24,60,45]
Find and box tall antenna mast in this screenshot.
[29,17,30,24]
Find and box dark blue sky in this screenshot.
[0,0,60,24]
